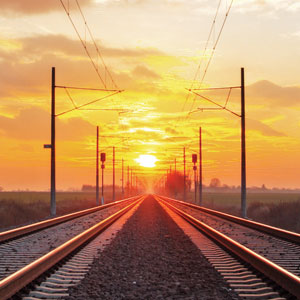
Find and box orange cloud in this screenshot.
[132,65,160,79]
[1,0,93,15]
[0,107,94,141]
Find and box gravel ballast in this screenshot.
[66,195,240,299]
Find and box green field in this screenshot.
[0,191,299,233]
[0,190,127,230]
[182,191,300,233]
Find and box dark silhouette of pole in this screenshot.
[192,154,197,203]
[241,67,247,218]
[96,126,99,206]
[51,67,56,216]
[130,169,133,192]
[199,127,203,206]
[127,165,129,195]
[101,153,106,205]
[174,158,176,173]
[112,146,115,201]
[183,147,186,201]
[122,158,124,197]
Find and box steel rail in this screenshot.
[0,195,141,243]
[0,195,145,300]
[155,196,300,299]
[156,195,300,245]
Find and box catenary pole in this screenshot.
[50,67,56,216]
[127,166,129,195]
[130,169,133,192]
[113,146,115,201]
[183,147,186,202]
[122,158,124,197]
[174,158,176,173]
[199,127,203,206]
[241,67,247,218]
[96,126,99,205]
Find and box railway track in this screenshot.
[0,194,299,299]
[0,195,145,299]
[155,195,300,299]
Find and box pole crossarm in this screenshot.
[187,89,241,118]
[188,107,223,114]
[55,90,123,117]
[189,86,241,91]
[77,108,128,112]
[55,85,122,92]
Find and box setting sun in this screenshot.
[135,155,158,168]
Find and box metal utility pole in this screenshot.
[51,67,56,216]
[199,127,203,206]
[183,147,186,201]
[112,146,115,201]
[192,154,197,203]
[101,153,106,205]
[127,166,130,195]
[130,169,133,192]
[122,158,124,197]
[96,126,99,206]
[174,158,177,173]
[241,67,247,218]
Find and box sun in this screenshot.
[135,154,158,168]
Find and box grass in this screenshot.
[0,190,128,231]
[175,191,300,233]
[1,190,299,233]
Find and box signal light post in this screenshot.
[192,154,197,203]
[101,152,106,205]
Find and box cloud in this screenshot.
[0,34,167,97]
[165,126,179,135]
[247,118,286,137]
[0,107,94,141]
[233,0,299,14]
[0,0,93,15]
[247,80,300,107]
[0,34,165,60]
[132,65,160,79]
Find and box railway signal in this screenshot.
[101,152,106,205]
[192,154,197,203]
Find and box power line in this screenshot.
[186,0,234,118]
[59,0,118,89]
[175,0,222,128]
[56,90,122,117]
[184,0,235,151]
[75,0,118,89]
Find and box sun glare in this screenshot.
[135,154,158,168]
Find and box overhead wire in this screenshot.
[60,0,108,88]
[59,0,131,160]
[175,0,222,128]
[75,0,119,90]
[184,0,235,151]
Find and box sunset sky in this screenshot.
[0,0,300,191]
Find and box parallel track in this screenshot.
[0,195,145,299]
[1,194,299,299]
[155,195,300,299]
[0,195,140,243]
